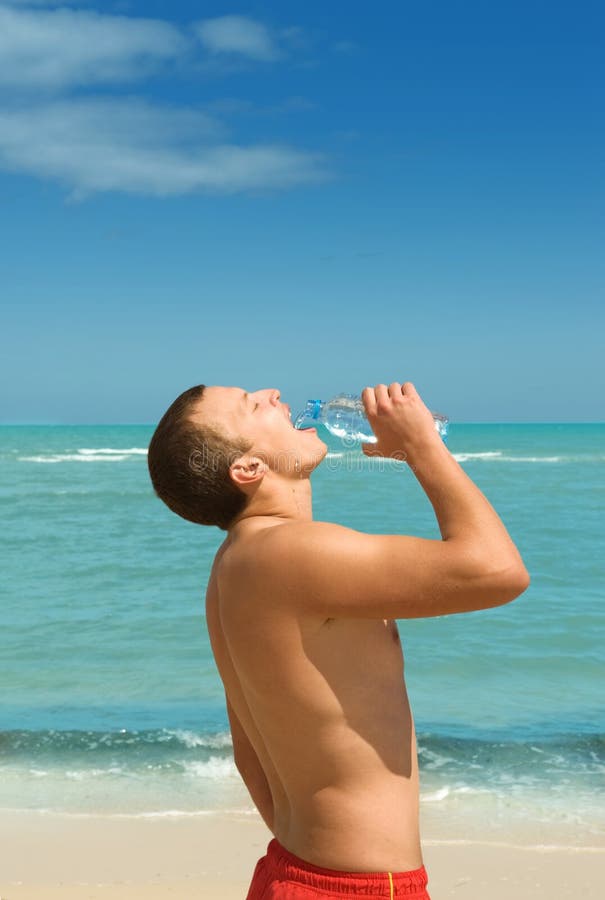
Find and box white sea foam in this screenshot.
[18,447,147,463]
[453,451,504,462]
[16,446,601,465]
[107,809,217,819]
[182,757,238,779]
[498,455,563,462]
[78,448,148,455]
[454,451,565,463]
[116,807,257,819]
[420,787,451,802]
[418,748,457,769]
[167,729,232,750]
[420,784,493,803]
[39,807,258,820]
[64,767,126,780]
[19,454,130,463]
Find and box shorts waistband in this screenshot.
[266,838,429,896]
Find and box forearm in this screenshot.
[409,440,527,575]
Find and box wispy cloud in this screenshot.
[207,95,317,117]
[332,40,358,54]
[195,15,281,62]
[0,98,327,197]
[0,5,185,88]
[0,5,330,197]
[0,1,81,5]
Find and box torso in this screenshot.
[205,522,423,872]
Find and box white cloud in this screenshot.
[0,1,80,5]
[195,15,281,62]
[0,98,327,197]
[0,5,186,88]
[0,6,328,197]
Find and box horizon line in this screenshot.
[1,421,604,427]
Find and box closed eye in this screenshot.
[242,391,259,412]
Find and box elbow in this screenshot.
[515,563,531,595]
[488,560,531,608]
[460,545,530,610]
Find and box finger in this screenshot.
[374,383,389,412]
[402,381,417,397]
[361,386,377,417]
[388,382,403,401]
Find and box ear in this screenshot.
[229,455,267,491]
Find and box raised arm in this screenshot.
[257,382,529,620]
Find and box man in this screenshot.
[148,381,529,899]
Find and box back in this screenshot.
[205,521,424,872]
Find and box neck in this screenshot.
[228,473,313,536]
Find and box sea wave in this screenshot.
[18,447,148,463]
[0,727,233,759]
[78,448,148,455]
[182,757,238,779]
[1,728,603,820]
[14,446,605,465]
[452,451,504,461]
[19,454,130,463]
[416,732,605,786]
[167,729,232,750]
[453,451,563,463]
[451,451,605,463]
[3,727,602,782]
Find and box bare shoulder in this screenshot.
[248,520,365,574]
[234,520,392,610]
[215,521,355,612]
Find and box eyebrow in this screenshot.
[241,391,248,407]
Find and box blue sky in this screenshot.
[1,0,603,423]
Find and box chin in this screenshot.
[302,439,328,473]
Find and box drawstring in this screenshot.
[387,871,394,899]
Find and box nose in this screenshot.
[269,389,281,406]
[251,389,281,406]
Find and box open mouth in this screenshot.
[283,402,315,433]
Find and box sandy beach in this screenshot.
[1,809,603,899]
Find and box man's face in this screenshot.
[192,385,327,475]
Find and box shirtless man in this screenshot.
[147,381,529,898]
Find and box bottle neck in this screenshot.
[293,399,325,430]
[306,399,324,420]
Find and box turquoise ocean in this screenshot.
[2,423,604,843]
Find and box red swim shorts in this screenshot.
[246,838,431,898]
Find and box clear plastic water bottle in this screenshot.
[294,394,449,443]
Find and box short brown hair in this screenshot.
[147,385,253,530]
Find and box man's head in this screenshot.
[148,384,326,530]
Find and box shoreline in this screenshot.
[1,809,603,899]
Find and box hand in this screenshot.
[361,382,442,461]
